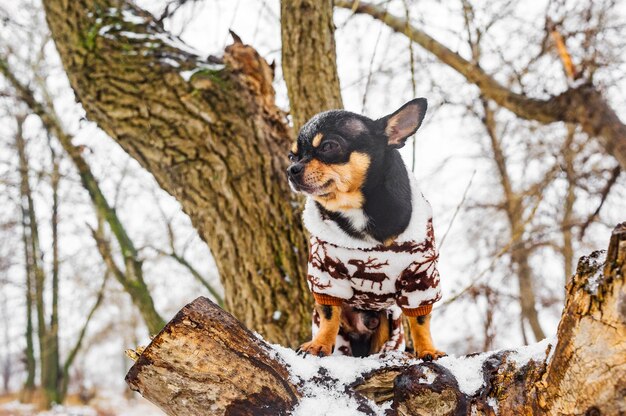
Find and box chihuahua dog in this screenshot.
[287,98,444,360]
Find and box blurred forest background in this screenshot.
[0,0,624,414]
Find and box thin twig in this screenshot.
[402,0,418,171]
[438,179,546,308]
[360,2,388,112]
[439,169,476,250]
[579,165,621,239]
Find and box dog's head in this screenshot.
[287,98,427,211]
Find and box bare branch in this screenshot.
[334,0,626,170]
[579,165,621,238]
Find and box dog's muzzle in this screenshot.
[287,163,305,191]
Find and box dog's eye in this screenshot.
[288,152,298,162]
[320,141,339,153]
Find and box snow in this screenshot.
[97,5,208,62]
[272,345,411,416]
[583,250,607,295]
[508,337,554,368]
[118,31,152,40]
[160,57,180,68]
[417,366,437,384]
[0,392,163,416]
[272,344,408,386]
[437,352,491,395]
[40,405,97,416]
[97,24,115,35]
[264,336,556,415]
[120,9,147,25]
[437,338,554,396]
[179,63,225,81]
[294,392,366,416]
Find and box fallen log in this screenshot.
[126,223,626,415]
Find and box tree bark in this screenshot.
[17,116,36,401]
[561,126,577,287]
[281,0,344,131]
[335,0,626,171]
[126,222,625,415]
[45,143,61,405]
[41,0,312,346]
[533,224,626,415]
[15,117,51,406]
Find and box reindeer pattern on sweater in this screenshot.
[303,175,441,355]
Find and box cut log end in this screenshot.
[125,297,300,416]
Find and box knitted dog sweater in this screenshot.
[303,175,441,354]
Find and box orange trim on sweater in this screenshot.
[313,293,344,306]
[402,304,433,317]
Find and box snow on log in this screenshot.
[126,223,625,415]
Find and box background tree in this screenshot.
[15,114,61,406]
[0,58,166,334]
[281,0,343,130]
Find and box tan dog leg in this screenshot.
[406,314,446,360]
[298,303,341,357]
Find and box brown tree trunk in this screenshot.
[40,0,312,345]
[281,0,344,130]
[15,116,51,406]
[481,99,545,342]
[561,126,577,286]
[17,115,36,401]
[45,144,61,405]
[126,223,625,415]
[511,248,546,342]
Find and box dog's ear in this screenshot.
[377,98,427,148]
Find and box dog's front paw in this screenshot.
[297,340,334,357]
[416,349,447,361]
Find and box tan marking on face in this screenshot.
[301,152,370,212]
[312,133,324,148]
[291,142,298,154]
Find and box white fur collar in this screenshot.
[302,172,432,249]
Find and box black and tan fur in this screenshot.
[289,99,445,360]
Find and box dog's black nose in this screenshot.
[288,163,304,177]
[362,311,380,330]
